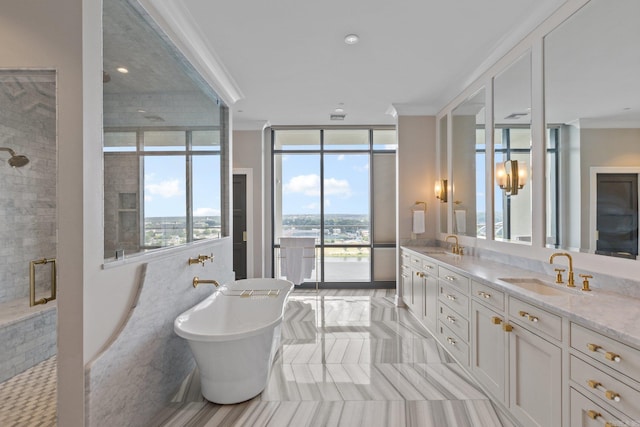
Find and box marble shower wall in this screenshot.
[0,71,57,304]
[85,237,235,427]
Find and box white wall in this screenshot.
[0,1,85,424]
[396,116,436,301]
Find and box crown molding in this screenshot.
[137,0,244,106]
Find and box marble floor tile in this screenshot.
[150,290,515,426]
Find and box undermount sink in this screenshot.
[497,277,581,296]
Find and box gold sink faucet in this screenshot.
[193,277,220,288]
[446,235,462,255]
[549,252,575,287]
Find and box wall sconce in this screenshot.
[496,159,526,196]
[434,179,447,203]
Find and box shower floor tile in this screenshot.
[0,355,56,427]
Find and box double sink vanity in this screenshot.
[400,245,640,427]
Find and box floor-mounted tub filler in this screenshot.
[174,278,294,404]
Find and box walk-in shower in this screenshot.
[0,147,29,167]
[0,69,57,383]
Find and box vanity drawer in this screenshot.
[438,266,469,292]
[421,259,437,276]
[571,355,640,421]
[570,388,633,427]
[439,324,469,366]
[439,282,469,319]
[439,302,469,342]
[471,280,505,311]
[401,250,411,266]
[410,254,424,268]
[509,297,562,341]
[571,323,640,383]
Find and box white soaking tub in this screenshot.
[174,278,293,404]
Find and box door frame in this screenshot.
[233,168,254,278]
[589,166,640,254]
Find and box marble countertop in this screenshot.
[402,246,640,349]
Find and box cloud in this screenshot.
[194,207,221,216]
[337,154,345,161]
[284,174,320,196]
[145,179,184,198]
[284,174,352,198]
[324,177,352,197]
[353,163,369,172]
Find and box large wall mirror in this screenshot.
[493,52,532,243]
[451,89,485,237]
[103,0,229,261]
[545,0,640,259]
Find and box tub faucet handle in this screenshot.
[199,253,214,263]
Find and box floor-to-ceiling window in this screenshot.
[272,127,396,287]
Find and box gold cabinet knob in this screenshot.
[502,323,513,332]
[491,316,503,325]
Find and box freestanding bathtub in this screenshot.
[174,278,294,404]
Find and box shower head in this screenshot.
[0,147,30,168]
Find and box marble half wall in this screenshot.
[85,238,235,427]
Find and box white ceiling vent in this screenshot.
[330,114,346,121]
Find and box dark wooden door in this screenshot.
[596,173,638,259]
[233,174,248,279]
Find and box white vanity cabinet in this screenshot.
[471,282,507,403]
[472,289,562,427]
[400,250,412,307]
[438,265,471,366]
[399,249,439,334]
[399,246,640,427]
[408,254,424,315]
[569,323,640,426]
[507,300,562,427]
[421,258,438,333]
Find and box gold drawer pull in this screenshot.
[425,265,434,270]
[587,343,622,363]
[446,315,456,324]
[587,379,622,403]
[445,294,457,301]
[477,291,492,299]
[502,323,513,332]
[491,316,503,325]
[586,410,616,427]
[518,310,539,323]
[446,337,457,346]
[445,275,456,281]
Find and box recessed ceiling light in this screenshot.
[137,109,146,113]
[335,108,345,113]
[117,67,129,74]
[344,34,359,45]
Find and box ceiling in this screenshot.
[136,0,566,129]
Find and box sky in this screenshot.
[280,153,370,216]
[144,155,221,217]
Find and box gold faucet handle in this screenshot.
[554,268,565,284]
[458,246,464,256]
[579,274,593,291]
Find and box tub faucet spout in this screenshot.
[193,277,220,288]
